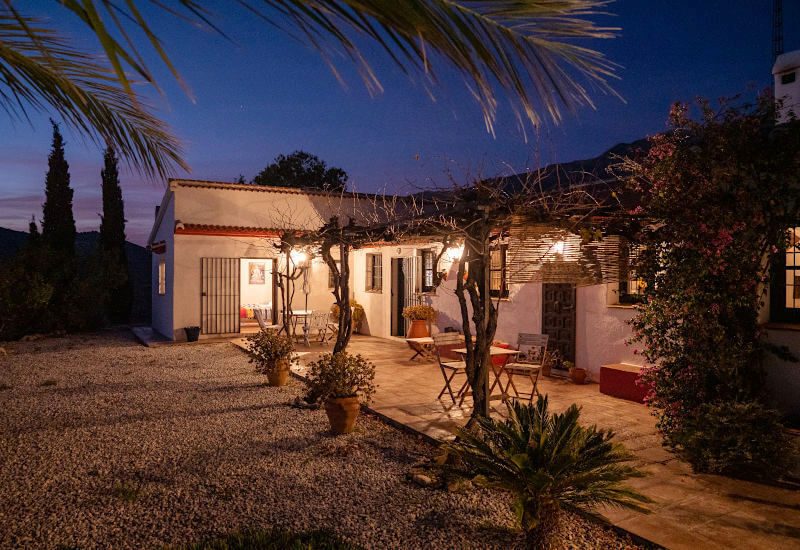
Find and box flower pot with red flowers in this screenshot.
[402,304,437,338]
[246,329,296,387]
[303,352,376,435]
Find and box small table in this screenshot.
[405,336,435,361]
[453,346,520,403]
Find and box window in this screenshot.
[328,260,341,289]
[158,258,166,295]
[782,72,796,85]
[421,249,435,293]
[771,227,800,322]
[489,245,509,298]
[608,239,645,305]
[366,253,382,292]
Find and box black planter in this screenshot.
[184,326,201,342]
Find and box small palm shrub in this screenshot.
[303,352,376,403]
[246,329,295,376]
[402,304,436,321]
[447,396,650,548]
[675,400,790,478]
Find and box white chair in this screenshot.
[505,333,548,403]
[306,311,333,345]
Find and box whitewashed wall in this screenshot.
[150,194,174,339]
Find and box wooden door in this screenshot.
[541,283,576,366]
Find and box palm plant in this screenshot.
[2,1,619,178]
[447,396,650,548]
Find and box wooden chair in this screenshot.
[504,333,548,403]
[433,332,468,404]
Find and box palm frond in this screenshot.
[447,395,650,536]
[0,12,186,179]
[16,1,618,135]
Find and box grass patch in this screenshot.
[180,528,359,550]
[111,480,141,502]
[38,379,57,387]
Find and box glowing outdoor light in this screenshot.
[552,240,565,255]
[290,249,308,266]
[447,245,465,261]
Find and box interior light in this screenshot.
[290,249,308,265]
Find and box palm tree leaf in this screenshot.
[0,13,186,179]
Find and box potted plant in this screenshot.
[184,326,200,342]
[566,361,587,384]
[303,352,376,434]
[246,329,296,387]
[542,349,561,377]
[402,304,437,338]
[331,300,366,334]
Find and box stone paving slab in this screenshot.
[254,334,800,550]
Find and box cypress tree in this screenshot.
[27,216,40,246]
[99,145,132,323]
[41,120,76,255]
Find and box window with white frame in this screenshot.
[365,253,382,292]
[158,258,166,295]
[420,249,435,293]
[771,226,800,323]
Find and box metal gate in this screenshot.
[201,258,241,335]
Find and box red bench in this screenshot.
[599,363,649,404]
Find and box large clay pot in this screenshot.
[267,359,290,387]
[569,367,587,385]
[324,395,361,434]
[407,319,430,338]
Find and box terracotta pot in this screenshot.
[569,367,587,385]
[407,319,430,338]
[324,395,361,434]
[267,359,290,387]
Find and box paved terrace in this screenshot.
[249,334,800,550]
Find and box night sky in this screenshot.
[1,1,797,245]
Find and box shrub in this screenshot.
[402,304,436,321]
[675,400,790,478]
[447,396,649,548]
[623,95,800,478]
[246,330,295,375]
[303,352,376,403]
[330,300,365,325]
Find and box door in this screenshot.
[541,283,576,370]
[201,257,241,335]
[391,256,419,337]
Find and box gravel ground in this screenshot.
[0,331,645,549]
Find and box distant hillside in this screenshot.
[0,227,151,324]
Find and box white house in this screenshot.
[147,179,369,341]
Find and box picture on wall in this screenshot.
[248,262,266,285]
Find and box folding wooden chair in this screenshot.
[307,311,333,344]
[504,333,548,403]
[432,332,469,404]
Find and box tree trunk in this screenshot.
[321,240,352,354]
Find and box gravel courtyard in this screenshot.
[0,331,642,549]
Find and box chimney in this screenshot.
[773,50,800,123]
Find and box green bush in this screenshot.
[246,329,295,375]
[303,352,376,403]
[447,396,650,548]
[182,528,358,550]
[676,400,790,478]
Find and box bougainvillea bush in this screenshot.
[621,94,800,478]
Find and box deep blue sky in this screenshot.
[1,1,796,244]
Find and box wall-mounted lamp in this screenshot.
[290,249,309,266]
[447,245,465,261]
[552,240,565,255]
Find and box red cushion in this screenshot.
[492,341,511,366]
[240,307,247,318]
[599,365,650,403]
